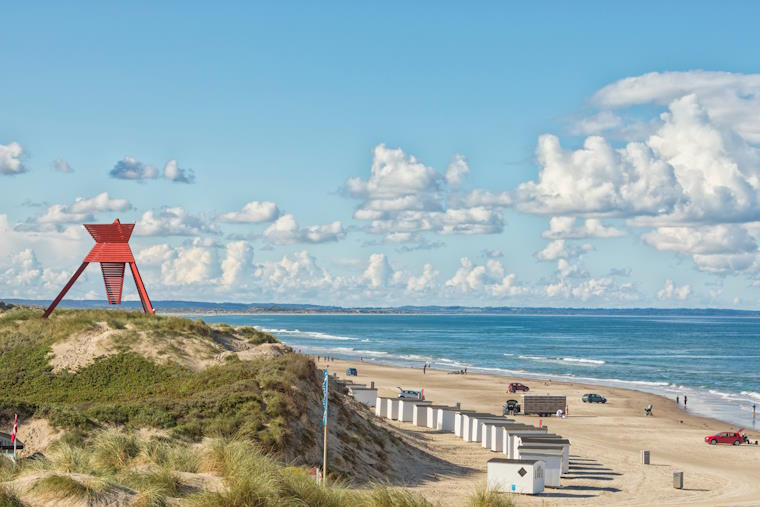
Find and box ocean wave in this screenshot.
[518,355,605,366]
[259,327,356,341]
[740,391,760,400]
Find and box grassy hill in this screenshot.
[0,305,512,506]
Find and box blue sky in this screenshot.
[3,2,760,307]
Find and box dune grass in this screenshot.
[468,485,516,507]
[0,308,314,451]
[0,486,24,507]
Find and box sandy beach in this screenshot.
[320,357,760,506]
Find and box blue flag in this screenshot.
[322,369,328,426]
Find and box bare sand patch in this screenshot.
[18,419,63,457]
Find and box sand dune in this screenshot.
[322,357,760,506]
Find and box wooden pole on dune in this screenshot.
[322,368,328,486]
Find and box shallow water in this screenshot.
[199,313,760,429]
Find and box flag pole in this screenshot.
[11,414,17,464]
[322,368,328,486]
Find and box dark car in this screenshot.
[582,393,607,403]
[507,382,530,393]
[346,367,358,376]
[503,399,521,415]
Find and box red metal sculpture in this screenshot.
[43,218,155,318]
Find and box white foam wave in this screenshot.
[518,355,604,366]
[259,327,356,341]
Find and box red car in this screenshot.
[508,382,530,393]
[704,431,742,445]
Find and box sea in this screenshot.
[198,312,760,429]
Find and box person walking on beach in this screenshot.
[423,363,427,375]
[684,395,687,407]
[676,395,679,405]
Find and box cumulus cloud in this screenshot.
[406,263,439,293]
[542,217,625,239]
[657,279,692,301]
[253,250,337,296]
[0,142,26,175]
[135,207,218,236]
[643,224,758,273]
[445,154,469,187]
[445,257,523,297]
[163,159,195,183]
[345,144,508,244]
[263,214,344,244]
[221,241,254,286]
[509,70,760,276]
[26,192,131,229]
[219,201,280,223]
[0,249,69,297]
[53,158,73,173]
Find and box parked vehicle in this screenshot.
[582,393,607,403]
[397,388,424,400]
[503,399,521,415]
[705,431,743,445]
[522,395,566,416]
[507,382,530,393]
[346,367,358,376]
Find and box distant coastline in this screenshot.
[5,298,760,317]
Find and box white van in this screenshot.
[398,387,424,400]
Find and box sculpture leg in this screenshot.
[42,262,89,318]
[129,262,155,315]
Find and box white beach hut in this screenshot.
[503,428,550,458]
[487,458,545,495]
[386,398,400,420]
[375,397,391,417]
[519,437,570,473]
[517,445,564,488]
[398,400,431,423]
[413,403,430,427]
[490,424,536,452]
[454,410,476,437]
[432,405,460,431]
[471,415,510,443]
[348,385,378,407]
[482,421,516,450]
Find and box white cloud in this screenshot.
[253,250,337,296]
[406,263,439,293]
[263,214,344,244]
[572,111,623,135]
[0,249,69,298]
[0,142,26,175]
[221,241,254,286]
[29,192,131,228]
[346,144,508,243]
[219,201,280,223]
[135,207,217,236]
[542,217,625,239]
[445,154,469,187]
[163,159,195,183]
[537,240,568,261]
[53,158,73,173]
[445,257,523,297]
[657,279,692,301]
[363,253,394,289]
[136,239,220,287]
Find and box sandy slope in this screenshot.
[322,358,760,507]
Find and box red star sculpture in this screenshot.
[43,218,155,318]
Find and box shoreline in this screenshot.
[321,356,760,506]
